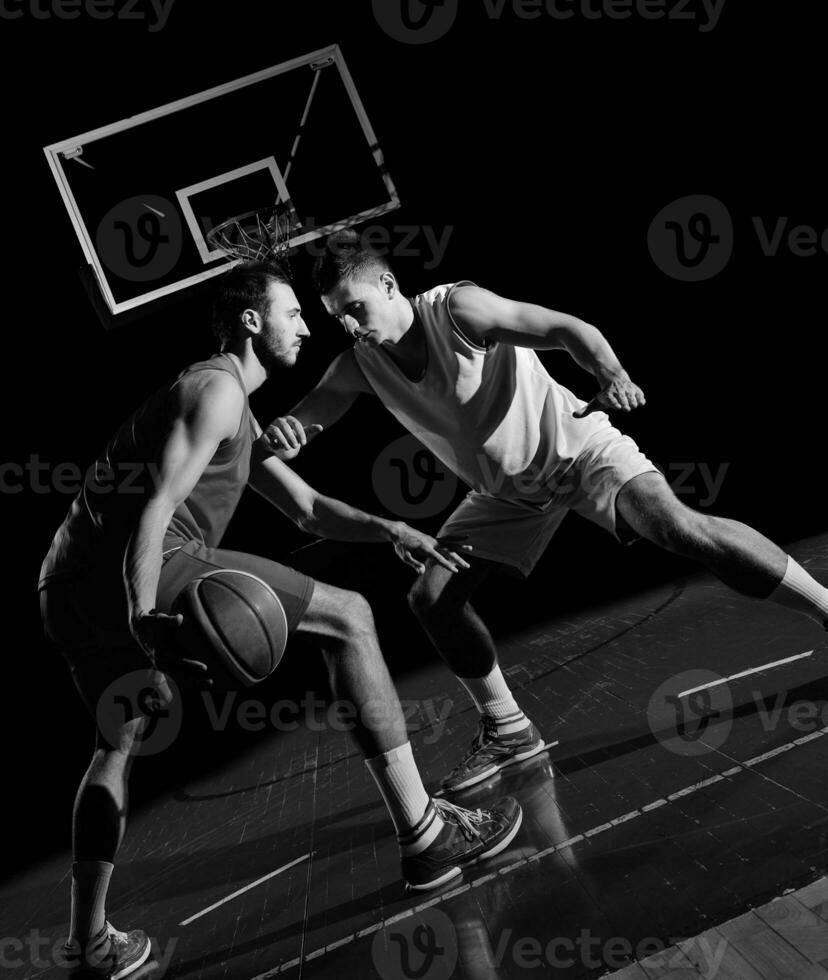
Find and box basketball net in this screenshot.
[205,204,299,265]
[205,65,323,268]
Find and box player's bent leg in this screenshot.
[409,559,546,793]
[616,472,828,627]
[160,547,524,892]
[408,556,497,677]
[295,579,523,891]
[294,580,407,756]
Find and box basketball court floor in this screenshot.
[5,534,828,979]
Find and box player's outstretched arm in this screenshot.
[448,285,646,417]
[248,441,470,575]
[125,373,244,669]
[259,348,373,461]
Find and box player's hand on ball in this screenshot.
[390,524,473,575]
[131,610,213,692]
[260,417,324,461]
[574,372,646,418]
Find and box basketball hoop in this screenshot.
[206,204,299,264]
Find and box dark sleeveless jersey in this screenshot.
[38,353,255,589]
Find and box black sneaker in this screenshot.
[401,796,523,892]
[441,716,547,793]
[62,921,151,978]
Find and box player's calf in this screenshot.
[365,742,524,891]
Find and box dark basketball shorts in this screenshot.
[39,540,315,723]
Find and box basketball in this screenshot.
[172,570,288,688]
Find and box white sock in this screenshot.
[365,743,444,855]
[768,557,828,627]
[69,861,113,943]
[458,664,528,735]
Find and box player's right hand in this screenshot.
[260,417,324,461]
[130,610,213,697]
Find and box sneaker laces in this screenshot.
[433,797,486,839]
[448,717,499,777]
[106,922,129,945]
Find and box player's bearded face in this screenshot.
[252,282,308,367]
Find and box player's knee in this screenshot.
[95,716,143,756]
[407,576,433,618]
[334,590,375,642]
[408,574,452,621]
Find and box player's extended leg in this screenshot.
[408,560,547,793]
[293,579,523,890]
[616,471,828,624]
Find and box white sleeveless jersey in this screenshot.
[354,282,609,506]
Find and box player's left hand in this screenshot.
[390,524,473,575]
[574,372,646,418]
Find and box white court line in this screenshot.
[678,650,814,698]
[179,853,312,926]
[249,725,828,978]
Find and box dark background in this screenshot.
[2,1,825,879]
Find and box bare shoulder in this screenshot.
[449,284,510,319]
[448,285,518,342]
[170,367,245,437]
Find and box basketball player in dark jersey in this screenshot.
[39,262,523,978]
[261,232,828,798]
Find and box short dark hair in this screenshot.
[212,261,293,347]
[312,229,392,296]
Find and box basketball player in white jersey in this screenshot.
[261,232,828,795]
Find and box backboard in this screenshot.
[44,45,400,322]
